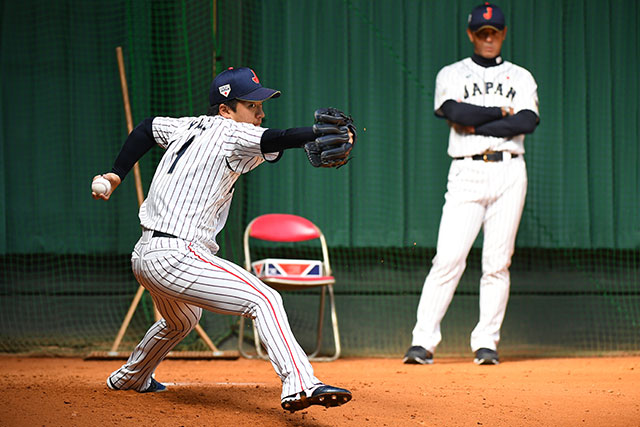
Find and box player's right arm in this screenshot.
[91,118,155,201]
[92,117,162,201]
[110,118,157,182]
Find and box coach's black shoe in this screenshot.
[107,377,167,393]
[403,345,433,364]
[474,348,499,365]
[281,384,352,412]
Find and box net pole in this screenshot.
[115,46,145,206]
[109,286,145,354]
[109,46,224,356]
[116,45,161,323]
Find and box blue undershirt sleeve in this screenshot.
[260,126,316,163]
[110,117,156,181]
[261,127,315,152]
[474,110,539,138]
[437,100,503,126]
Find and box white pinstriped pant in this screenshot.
[411,156,527,354]
[108,230,320,398]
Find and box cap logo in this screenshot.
[218,84,231,97]
[249,69,260,84]
[483,7,493,20]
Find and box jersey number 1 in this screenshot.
[168,136,195,173]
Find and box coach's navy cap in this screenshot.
[209,67,281,106]
[468,3,505,32]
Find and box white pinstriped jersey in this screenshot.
[434,57,539,158]
[139,115,277,253]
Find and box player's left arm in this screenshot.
[259,127,317,163]
[260,119,355,167]
[229,109,354,171]
[260,124,354,153]
[438,100,506,126]
[473,109,539,137]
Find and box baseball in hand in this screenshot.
[92,177,111,195]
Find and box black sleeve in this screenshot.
[474,109,539,138]
[260,127,316,153]
[110,117,156,181]
[437,100,503,126]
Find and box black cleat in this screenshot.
[474,348,499,365]
[140,378,167,393]
[403,345,433,365]
[281,384,352,412]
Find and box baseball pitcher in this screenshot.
[92,67,354,412]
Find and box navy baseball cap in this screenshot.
[468,3,505,32]
[209,67,281,106]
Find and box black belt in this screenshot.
[152,230,177,238]
[454,152,518,162]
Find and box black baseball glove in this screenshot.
[304,108,356,168]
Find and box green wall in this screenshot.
[2,0,638,254]
[242,0,640,249]
[0,0,638,356]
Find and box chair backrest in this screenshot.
[247,213,321,242]
[243,213,332,276]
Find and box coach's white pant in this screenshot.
[411,156,527,354]
[108,230,320,398]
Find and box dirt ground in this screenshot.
[0,355,639,427]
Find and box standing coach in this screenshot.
[404,3,540,366]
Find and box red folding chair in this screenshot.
[238,213,341,361]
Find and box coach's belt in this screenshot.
[454,151,518,162]
[152,230,177,238]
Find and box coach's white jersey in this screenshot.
[434,57,539,158]
[139,115,276,253]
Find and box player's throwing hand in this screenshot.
[91,173,120,200]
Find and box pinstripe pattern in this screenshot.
[411,56,538,356]
[140,115,276,253]
[411,158,527,353]
[108,115,320,398]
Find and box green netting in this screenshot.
[0,0,638,357]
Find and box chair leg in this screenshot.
[308,286,327,359]
[326,284,341,360]
[238,287,341,362]
[309,284,341,362]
